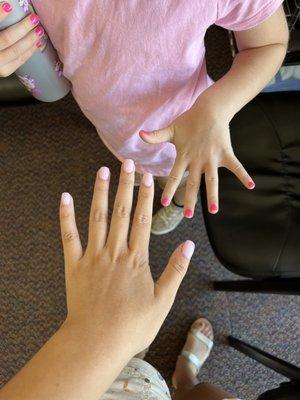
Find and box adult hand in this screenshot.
[60,159,195,356]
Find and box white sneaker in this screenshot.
[151,202,184,235]
[134,172,142,187]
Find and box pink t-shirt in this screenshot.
[32,0,283,176]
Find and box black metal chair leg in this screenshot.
[228,336,300,381]
[213,278,300,295]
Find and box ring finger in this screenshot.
[183,163,202,218]
[205,163,219,214]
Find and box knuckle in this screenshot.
[187,180,199,190]
[136,213,150,225]
[93,210,107,223]
[206,176,217,183]
[8,44,21,60]
[178,149,189,160]
[63,231,79,243]
[120,176,133,187]
[171,260,187,277]
[116,203,130,219]
[169,174,180,183]
[0,30,12,49]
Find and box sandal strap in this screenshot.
[181,350,203,371]
[190,328,214,351]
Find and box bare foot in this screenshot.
[172,318,214,389]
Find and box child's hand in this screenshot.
[60,160,194,357]
[140,104,255,216]
[0,5,42,77]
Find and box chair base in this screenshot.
[213,278,300,295]
[228,336,300,381]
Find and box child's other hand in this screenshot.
[0,4,42,77]
[140,104,255,216]
[60,160,194,358]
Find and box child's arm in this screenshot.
[140,6,288,217]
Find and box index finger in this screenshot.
[59,193,82,267]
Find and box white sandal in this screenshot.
[180,320,214,373]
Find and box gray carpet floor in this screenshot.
[1,27,299,400]
[0,93,299,400]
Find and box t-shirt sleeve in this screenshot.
[215,0,284,31]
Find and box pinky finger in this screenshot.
[225,155,255,190]
[0,41,40,78]
[60,193,83,267]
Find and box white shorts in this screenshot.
[100,358,242,400]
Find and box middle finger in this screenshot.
[106,159,135,252]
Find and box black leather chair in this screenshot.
[201,92,300,295]
[228,336,300,400]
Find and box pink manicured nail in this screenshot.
[247,181,255,189]
[142,173,153,187]
[98,166,110,181]
[182,240,195,260]
[162,197,170,207]
[139,130,151,136]
[35,26,45,36]
[30,14,39,25]
[36,40,42,48]
[184,208,193,219]
[2,2,12,13]
[61,192,71,206]
[210,203,218,213]
[123,159,135,174]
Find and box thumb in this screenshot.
[155,240,195,302]
[139,125,174,144]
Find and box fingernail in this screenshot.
[182,240,195,260]
[36,40,42,48]
[210,203,218,214]
[162,197,170,207]
[247,181,255,189]
[123,159,135,174]
[2,2,12,13]
[35,26,45,37]
[139,130,151,136]
[142,173,153,187]
[184,208,193,219]
[61,192,71,206]
[30,14,39,25]
[98,166,110,181]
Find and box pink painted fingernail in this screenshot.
[36,40,42,48]
[139,130,151,136]
[247,181,255,189]
[35,26,45,37]
[210,203,218,214]
[142,173,153,187]
[123,159,135,174]
[61,192,71,206]
[2,2,12,13]
[184,208,193,219]
[162,197,170,207]
[182,240,195,260]
[98,166,110,181]
[30,14,39,25]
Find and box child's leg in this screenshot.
[174,382,236,400]
[172,318,239,400]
